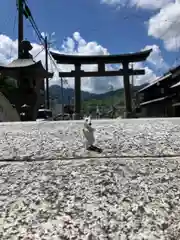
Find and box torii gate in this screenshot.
[50,49,152,119]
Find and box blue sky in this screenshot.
[0,0,179,92]
[0,1,166,53]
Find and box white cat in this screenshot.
[83,116,95,149]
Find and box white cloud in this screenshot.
[0,35,18,65]
[143,45,169,70]
[148,1,180,51]
[0,32,165,93]
[101,0,127,8]
[130,0,173,10]
[101,0,173,10]
[134,65,158,85]
[101,0,180,52]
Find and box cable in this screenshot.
[33,46,45,59]
[9,9,17,58]
[23,2,45,44]
[23,3,61,73]
[23,2,69,109]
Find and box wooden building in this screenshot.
[136,66,180,117]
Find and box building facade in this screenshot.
[136,66,180,117]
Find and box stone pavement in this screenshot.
[0,118,180,239]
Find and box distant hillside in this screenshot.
[49,85,98,104]
[49,83,148,106]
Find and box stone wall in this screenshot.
[0,92,20,122]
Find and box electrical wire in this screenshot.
[9,8,17,58]
[33,46,45,59]
[23,1,69,111]
[23,3,60,72]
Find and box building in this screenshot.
[0,40,53,120]
[136,66,180,117]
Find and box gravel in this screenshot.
[0,118,180,160]
[0,118,180,239]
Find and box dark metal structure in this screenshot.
[50,49,152,119]
[0,40,53,120]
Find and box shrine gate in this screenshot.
[51,49,152,119]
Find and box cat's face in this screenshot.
[84,117,91,126]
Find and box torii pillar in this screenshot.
[123,61,132,117]
[72,62,141,119]
[74,63,81,120]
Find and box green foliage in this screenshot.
[82,88,125,113]
[49,84,147,116]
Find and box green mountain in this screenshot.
[49,85,98,103]
[49,84,146,106]
[49,84,147,116]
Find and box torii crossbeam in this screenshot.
[50,49,152,119]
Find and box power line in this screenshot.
[24,4,68,86]
[23,2,61,73]
[23,2,44,44]
[22,1,70,110]
[10,8,17,58]
[33,46,45,59]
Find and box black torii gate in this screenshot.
[50,49,152,119]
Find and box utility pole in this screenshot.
[131,63,134,93]
[109,83,114,107]
[17,0,24,58]
[131,63,134,110]
[45,36,50,109]
[60,77,64,119]
[108,83,114,118]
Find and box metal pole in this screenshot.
[60,77,64,119]
[18,0,24,58]
[45,36,49,109]
[131,63,134,95]
[131,63,134,110]
[109,83,114,108]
